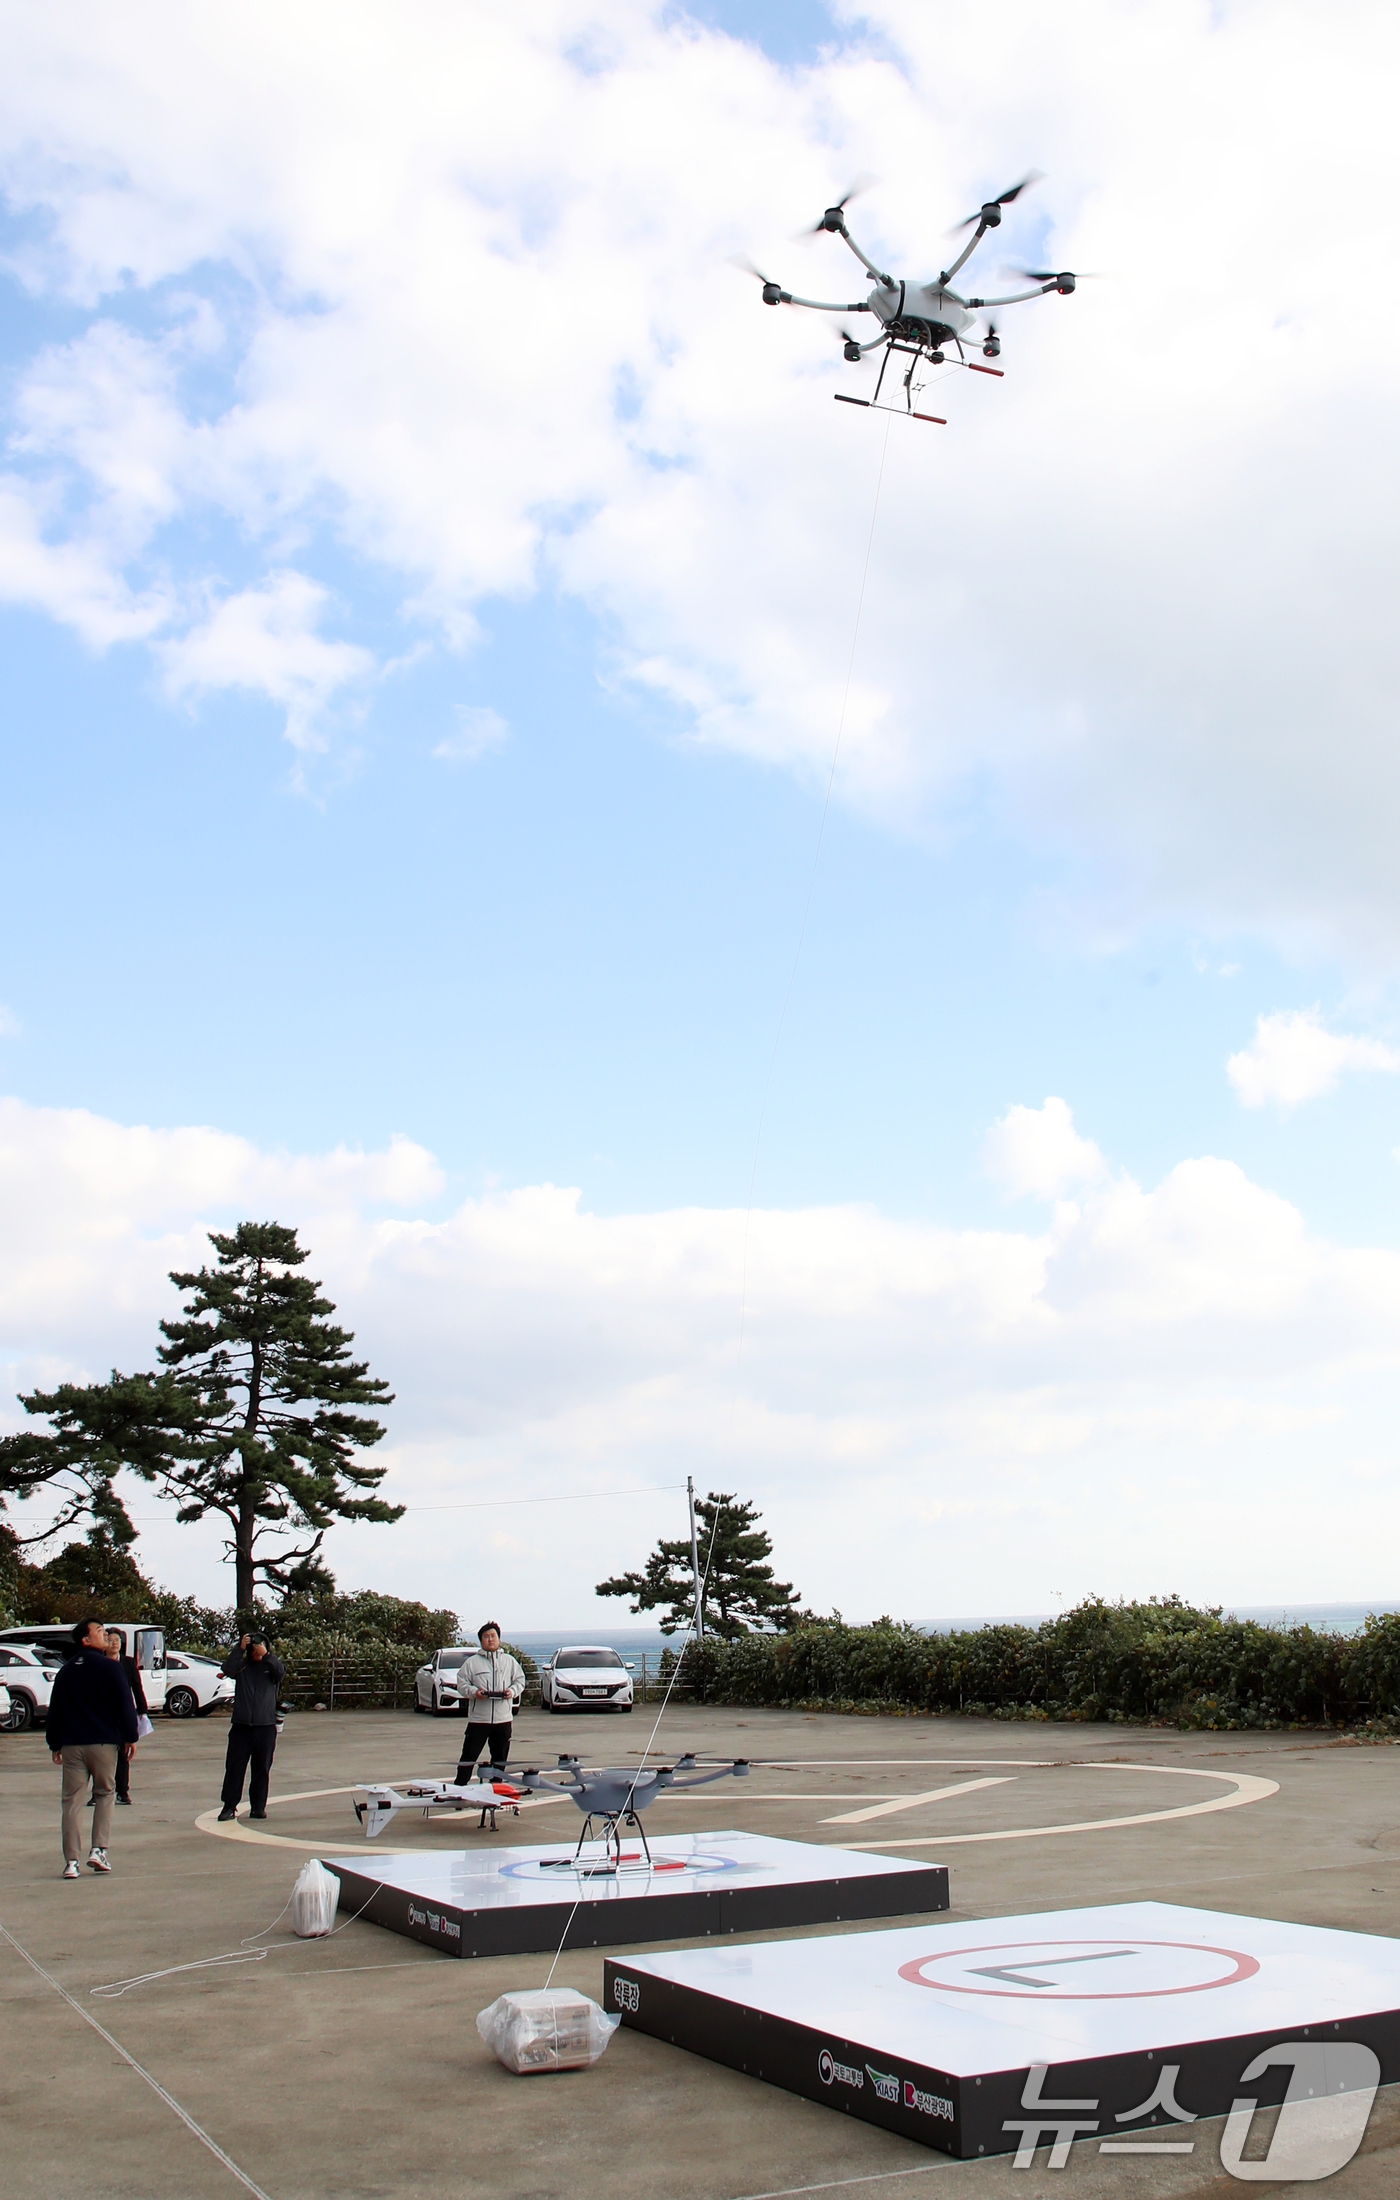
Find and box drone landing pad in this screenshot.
[322,1830,948,1960]
[603,1901,1400,2160]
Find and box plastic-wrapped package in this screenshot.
[291,1858,341,1938]
[476,1989,620,2074]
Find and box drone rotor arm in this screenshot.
[939,228,988,286]
[835,226,894,289]
[785,294,875,313]
[965,286,1056,307]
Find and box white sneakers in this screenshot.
[87,1848,111,1873]
[62,1860,80,1879]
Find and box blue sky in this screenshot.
[2,1,1399,1621]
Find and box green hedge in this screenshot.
[682,1598,1400,1731]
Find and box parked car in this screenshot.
[540,1645,634,1713]
[0,1642,57,1731]
[414,1647,473,1715]
[0,1621,168,1712]
[164,1651,236,1718]
[0,1684,11,1727]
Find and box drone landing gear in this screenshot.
[540,1808,656,1876]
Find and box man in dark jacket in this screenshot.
[106,1629,148,1804]
[218,1630,285,1821]
[46,1617,140,1878]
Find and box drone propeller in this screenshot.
[1005,266,1097,292]
[949,170,1042,234]
[838,323,874,362]
[733,254,793,307]
[803,175,873,236]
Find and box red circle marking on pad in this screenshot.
[898,1938,1260,2000]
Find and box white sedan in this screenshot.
[0,1643,56,1731]
[413,1647,473,1715]
[164,1651,236,1718]
[540,1645,634,1713]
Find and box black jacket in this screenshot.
[45,1647,140,1751]
[119,1654,149,1717]
[221,1645,286,1727]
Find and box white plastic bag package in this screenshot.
[476,1989,620,2074]
[290,1858,341,1938]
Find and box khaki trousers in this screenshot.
[61,1744,117,1861]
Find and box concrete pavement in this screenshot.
[3,1701,1398,2198]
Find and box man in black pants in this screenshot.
[454,1622,526,1784]
[106,1629,147,1804]
[218,1630,285,1821]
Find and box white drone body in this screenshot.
[750,175,1078,406]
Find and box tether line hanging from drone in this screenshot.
[741,171,1080,414]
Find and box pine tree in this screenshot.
[595,1491,802,1640]
[6,1222,399,1611]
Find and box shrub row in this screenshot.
[683,1598,1400,1731]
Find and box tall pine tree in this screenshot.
[7,1222,400,1610]
[596,1490,802,1639]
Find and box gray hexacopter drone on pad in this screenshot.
[746,173,1080,421]
[518,1753,751,1872]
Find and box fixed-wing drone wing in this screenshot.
[746,174,1080,419]
[516,1753,750,1869]
[353,1774,528,1840]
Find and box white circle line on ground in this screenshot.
[844,1769,1279,1848]
[194,1760,1275,1851]
[193,1783,568,1850]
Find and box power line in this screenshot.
[118,1481,686,1524]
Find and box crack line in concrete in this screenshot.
[0,1919,275,2199]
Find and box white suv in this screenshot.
[0,1644,57,1731]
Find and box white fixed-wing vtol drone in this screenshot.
[746,174,1079,420]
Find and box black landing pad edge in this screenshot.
[324,1857,949,1961]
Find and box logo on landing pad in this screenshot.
[866,2065,900,2104]
[818,2050,863,2090]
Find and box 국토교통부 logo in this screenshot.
[818,2050,863,2090]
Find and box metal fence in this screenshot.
[277,1648,695,1711]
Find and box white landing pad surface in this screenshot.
[324,1829,949,1958]
[604,1900,1400,2160]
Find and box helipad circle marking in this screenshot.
[899,1935,1260,2000]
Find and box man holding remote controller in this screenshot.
[454,1621,526,1784]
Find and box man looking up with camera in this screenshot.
[454,1622,526,1784]
[218,1628,285,1821]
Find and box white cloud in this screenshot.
[983,1096,1106,1201]
[3,1091,1400,1619]
[158,572,374,750]
[0,4,1398,952]
[433,704,509,763]
[1227,1010,1400,1111]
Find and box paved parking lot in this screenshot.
[3,1701,1398,2198]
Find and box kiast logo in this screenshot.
[865,2065,901,2104]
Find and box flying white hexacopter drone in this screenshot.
[747,174,1079,420]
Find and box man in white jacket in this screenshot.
[454,1622,527,1784]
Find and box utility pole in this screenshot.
[688,1475,704,1639]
